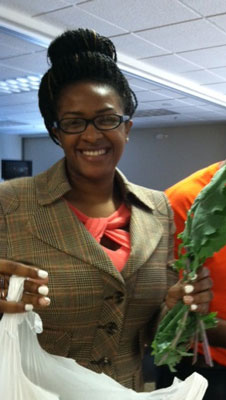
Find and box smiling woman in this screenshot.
[0,28,213,392]
[51,81,132,193]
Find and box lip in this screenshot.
[76,147,111,161]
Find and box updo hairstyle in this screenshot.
[38,28,138,144]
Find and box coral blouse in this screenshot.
[68,203,131,272]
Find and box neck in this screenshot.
[65,171,122,217]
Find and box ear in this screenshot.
[125,119,133,140]
[52,127,62,145]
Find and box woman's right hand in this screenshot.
[0,259,50,313]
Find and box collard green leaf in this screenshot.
[151,165,226,371]
[181,165,226,263]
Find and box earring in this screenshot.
[126,137,129,142]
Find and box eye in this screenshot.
[96,115,119,126]
[61,118,84,129]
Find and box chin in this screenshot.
[83,168,113,181]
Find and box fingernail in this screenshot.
[184,284,194,294]
[39,296,51,306]
[37,269,48,279]
[183,295,194,305]
[38,285,49,296]
[190,304,198,311]
[25,304,34,311]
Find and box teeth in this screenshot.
[82,149,106,156]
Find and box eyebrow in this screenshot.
[61,107,115,117]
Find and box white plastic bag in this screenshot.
[0,276,208,399]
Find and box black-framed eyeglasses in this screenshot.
[53,114,130,135]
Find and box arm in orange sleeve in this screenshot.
[165,185,193,260]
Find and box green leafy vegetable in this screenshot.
[151,164,226,371]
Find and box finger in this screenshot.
[0,294,51,313]
[24,279,49,296]
[195,266,210,281]
[195,302,210,314]
[166,280,184,309]
[183,290,213,313]
[193,277,213,294]
[0,281,49,303]
[0,299,33,313]
[193,289,213,305]
[22,293,51,307]
[183,277,213,296]
[188,302,210,314]
[0,259,48,280]
[183,290,213,306]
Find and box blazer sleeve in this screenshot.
[145,191,177,344]
[0,200,7,260]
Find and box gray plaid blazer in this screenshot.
[0,158,176,391]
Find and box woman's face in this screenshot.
[53,81,132,183]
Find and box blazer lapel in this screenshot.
[122,204,163,280]
[28,200,124,284]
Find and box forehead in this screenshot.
[56,81,123,113]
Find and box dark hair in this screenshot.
[38,28,138,145]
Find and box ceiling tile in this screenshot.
[180,0,226,16]
[64,0,94,4]
[153,88,185,99]
[136,90,172,102]
[127,78,163,91]
[0,65,33,80]
[180,69,225,84]
[136,20,226,53]
[179,46,226,68]
[78,0,199,32]
[201,81,226,94]
[0,91,38,107]
[0,103,38,117]
[209,66,226,79]
[0,51,48,75]
[111,34,168,58]
[140,54,200,73]
[0,43,32,59]
[35,7,127,36]
[0,31,45,52]
[0,0,73,16]
[178,96,222,106]
[209,14,226,34]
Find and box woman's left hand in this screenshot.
[166,266,213,314]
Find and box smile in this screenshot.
[80,149,108,156]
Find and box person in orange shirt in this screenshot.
[155,161,226,400]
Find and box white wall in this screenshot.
[23,136,64,176]
[0,134,22,181]
[23,124,226,190]
[119,124,226,190]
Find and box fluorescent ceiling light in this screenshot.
[0,75,43,94]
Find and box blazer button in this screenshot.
[103,356,111,365]
[114,291,124,304]
[105,321,118,335]
[90,357,111,366]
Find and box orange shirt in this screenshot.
[166,161,226,366]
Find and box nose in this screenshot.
[81,121,103,142]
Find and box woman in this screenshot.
[0,28,212,391]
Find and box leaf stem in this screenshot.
[198,319,213,367]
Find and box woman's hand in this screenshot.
[166,266,213,313]
[0,259,50,313]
